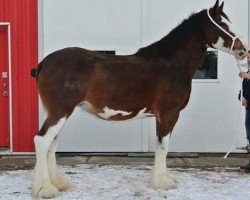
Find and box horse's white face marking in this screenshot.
[98,106,132,119]
[212,36,229,52]
[133,108,154,119]
[212,15,233,52]
[212,16,237,53]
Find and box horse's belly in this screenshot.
[78,101,154,121]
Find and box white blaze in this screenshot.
[212,16,238,53]
[212,36,229,52]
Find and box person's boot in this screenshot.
[240,160,250,172]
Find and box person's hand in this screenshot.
[242,97,248,107]
[239,72,250,79]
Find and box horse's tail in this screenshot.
[31,68,37,78]
[30,61,44,80]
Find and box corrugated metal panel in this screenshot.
[0,0,38,152]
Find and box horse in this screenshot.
[31,0,247,198]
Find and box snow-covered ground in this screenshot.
[0,164,250,200]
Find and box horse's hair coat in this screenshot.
[31,0,247,198]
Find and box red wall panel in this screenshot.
[0,0,38,152]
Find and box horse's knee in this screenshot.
[160,134,171,151]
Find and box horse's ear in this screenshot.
[218,2,224,13]
[213,0,220,9]
[210,0,220,16]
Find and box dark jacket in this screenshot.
[242,77,250,109]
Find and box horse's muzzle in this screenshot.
[234,49,248,60]
[233,39,248,60]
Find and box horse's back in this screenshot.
[36,47,160,118]
[37,47,133,77]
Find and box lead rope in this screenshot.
[224,60,243,159]
[206,9,244,159]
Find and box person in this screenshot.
[238,50,250,172]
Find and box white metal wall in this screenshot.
[39,0,249,152]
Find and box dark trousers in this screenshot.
[245,109,250,144]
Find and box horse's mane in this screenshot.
[135,10,207,59]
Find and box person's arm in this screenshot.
[239,72,250,79]
[242,96,248,107]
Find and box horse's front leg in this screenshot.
[32,117,67,199]
[152,112,179,189]
[48,137,71,192]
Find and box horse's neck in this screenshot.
[169,35,207,79]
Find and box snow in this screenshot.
[0,164,250,200]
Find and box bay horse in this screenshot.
[31,0,247,198]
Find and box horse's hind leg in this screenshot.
[48,137,71,191]
[32,116,67,199]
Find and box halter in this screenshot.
[207,9,239,54]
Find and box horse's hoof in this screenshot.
[152,172,178,190]
[37,183,60,199]
[31,182,42,199]
[53,178,71,192]
[165,172,177,183]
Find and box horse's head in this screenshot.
[205,0,248,60]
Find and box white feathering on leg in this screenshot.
[48,137,71,191]
[32,117,67,199]
[152,134,177,189]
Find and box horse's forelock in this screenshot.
[221,11,230,22]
